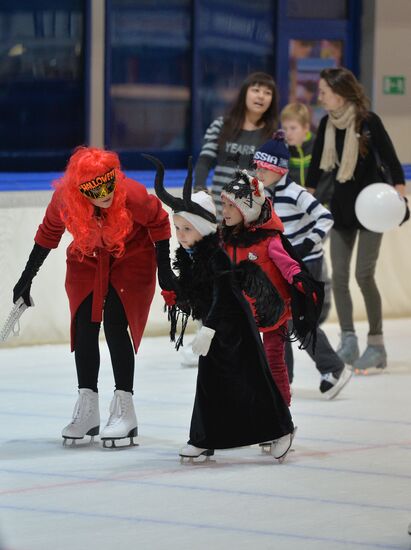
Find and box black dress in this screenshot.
[173,232,294,450]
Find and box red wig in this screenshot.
[55,146,133,258]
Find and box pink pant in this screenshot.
[263,325,291,406]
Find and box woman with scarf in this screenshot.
[306,67,408,374]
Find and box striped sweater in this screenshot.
[194,116,268,219]
[265,174,334,262]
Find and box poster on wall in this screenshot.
[289,39,343,129]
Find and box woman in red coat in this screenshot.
[12,147,173,448]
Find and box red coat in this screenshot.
[34,178,171,352]
[223,203,292,332]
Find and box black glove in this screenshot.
[290,271,325,351]
[400,197,410,226]
[13,243,51,305]
[292,238,315,260]
[155,239,177,291]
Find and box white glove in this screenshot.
[191,326,216,356]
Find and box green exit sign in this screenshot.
[383,76,405,95]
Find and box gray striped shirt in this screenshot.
[194,116,268,219]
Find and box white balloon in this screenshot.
[355,183,406,232]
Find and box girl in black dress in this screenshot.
[145,155,295,462]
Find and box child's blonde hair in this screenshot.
[280,102,311,127]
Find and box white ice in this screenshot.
[0,319,410,550]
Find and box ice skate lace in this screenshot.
[70,394,92,425]
[106,394,128,426]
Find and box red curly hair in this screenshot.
[55,146,133,258]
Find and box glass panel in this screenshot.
[287,0,347,19]
[197,0,275,142]
[0,1,85,152]
[109,0,191,151]
[288,39,343,128]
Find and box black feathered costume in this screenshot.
[144,154,294,450]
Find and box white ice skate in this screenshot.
[100,390,138,449]
[62,388,100,446]
[271,427,297,463]
[259,427,297,462]
[179,444,214,463]
[320,366,353,400]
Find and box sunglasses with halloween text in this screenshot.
[79,168,116,199]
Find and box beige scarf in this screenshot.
[320,103,358,182]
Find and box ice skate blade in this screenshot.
[101,427,138,449]
[179,449,214,464]
[62,425,99,447]
[260,445,296,458]
[62,434,98,447]
[102,437,139,449]
[354,365,386,376]
[259,443,272,454]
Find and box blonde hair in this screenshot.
[280,103,311,127]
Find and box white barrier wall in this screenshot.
[1,188,411,348]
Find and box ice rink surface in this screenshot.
[0,319,410,550]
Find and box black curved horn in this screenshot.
[141,154,185,211]
[182,156,193,206]
[182,156,217,223]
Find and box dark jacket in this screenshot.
[173,232,293,449]
[306,112,405,230]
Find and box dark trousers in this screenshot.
[330,228,383,335]
[74,285,134,392]
[285,258,344,383]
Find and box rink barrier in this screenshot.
[0,169,410,346]
[0,165,410,192]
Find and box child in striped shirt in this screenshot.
[254,131,352,399]
[281,103,333,324]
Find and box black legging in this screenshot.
[74,285,134,392]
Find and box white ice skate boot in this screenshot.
[179,444,214,463]
[271,427,298,463]
[100,390,138,448]
[319,366,352,400]
[62,388,100,446]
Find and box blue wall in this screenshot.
[1,167,409,192]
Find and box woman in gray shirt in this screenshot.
[194,72,279,219]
